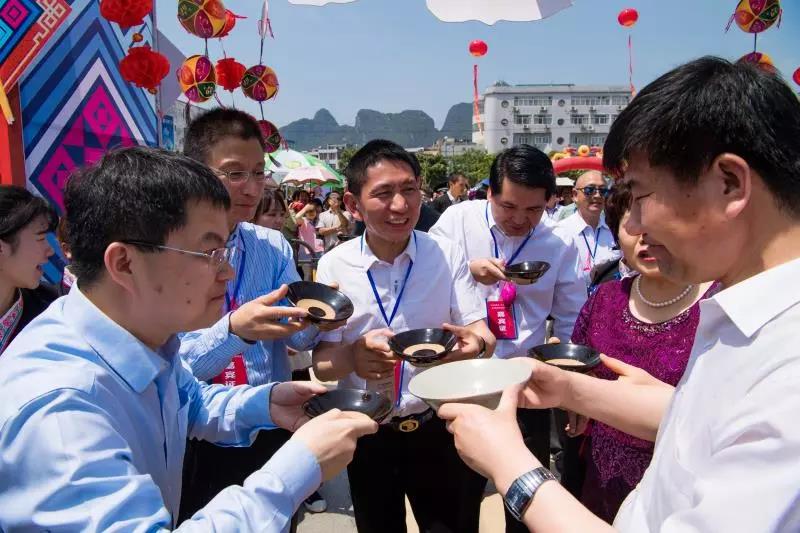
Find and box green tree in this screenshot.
[450,150,494,185]
[416,152,448,190]
[337,146,359,171]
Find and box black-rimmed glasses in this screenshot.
[123,241,236,272]
[576,186,612,198]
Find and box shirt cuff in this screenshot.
[216,312,253,351]
[288,324,321,352]
[237,383,277,434]
[246,437,322,509]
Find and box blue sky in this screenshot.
[157,0,799,129]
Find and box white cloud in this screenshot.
[426,0,573,25]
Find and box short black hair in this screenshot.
[65,146,230,287]
[604,56,800,217]
[0,185,57,252]
[604,182,632,244]
[345,140,421,197]
[489,144,556,199]
[184,107,266,165]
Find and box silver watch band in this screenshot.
[503,466,557,521]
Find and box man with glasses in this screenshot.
[0,147,378,530]
[178,108,338,520]
[555,171,621,288]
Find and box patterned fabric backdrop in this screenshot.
[15,0,158,282]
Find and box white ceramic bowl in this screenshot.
[408,358,533,410]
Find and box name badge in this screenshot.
[486,299,518,340]
[212,354,248,386]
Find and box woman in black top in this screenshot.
[0,185,58,354]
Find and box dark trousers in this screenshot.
[347,415,486,533]
[503,408,551,533]
[178,428,293,523]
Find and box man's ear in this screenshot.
[708,153,751,222]
[343,191,364,222]
[104,242,138,295]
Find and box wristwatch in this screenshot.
[503,467,557,521]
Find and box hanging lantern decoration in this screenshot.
[617,8,639,96]
[738,51,777,74]
[258,120,282,153]
[241,65,279,102]
[119,45,170,94]
[100,0,153,27]
[793,68,800,87]
[215,58,246,92]
[732,0,781,34]
[178,0,228,39]
[178,55,217,103]
[216,10,245,38]
[468,40,488,135]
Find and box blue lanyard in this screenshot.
[581,227,601,262]
[225,228,246,311]
[485,203,534,264]
[363,231,416,407]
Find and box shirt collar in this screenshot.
[708,257,800,338]
[566,211,609,235]
[447,191,457,203]
[67,286,171,393]
[360,230,417,270]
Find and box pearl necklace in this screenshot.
[634,275,694,308]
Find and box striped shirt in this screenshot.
[179,222,318,384]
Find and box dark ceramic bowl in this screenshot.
[287,281,354,323]
[388,328,458,367]
[303,389,392,422]
[337,233,356,242]
[528,343,601,373]
[504,261,551,285]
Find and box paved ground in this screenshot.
[296,470,506,532]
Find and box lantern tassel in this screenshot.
[753,33,757,54]
[628,34,635,96]
[473,64,483,134]
[259,0,274,39]
[725,13,735,33]
[0,83,14,125]
[777,8,782,29]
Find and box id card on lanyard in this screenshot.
[581,227,601,274]
[213,230,249,387]
[485,204,533,340]
[363,232,415,408]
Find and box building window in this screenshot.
[533,114,552,125]
[558,99,566,107]
[501,100,510,108]
[514,96,553,106]
[591,114,609,125]
[533,133,551,146]
[590,134,607,146]
[557,118,565,126]
[514,114,532,125]
[556,137,565,145]
[612,95,630,105]
[570,95,611,106]
[501,118,509,126]
[501,137,508,144]
[514,134,532,145]
[570,114,589,125]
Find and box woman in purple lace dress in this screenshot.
[569,185,718,523]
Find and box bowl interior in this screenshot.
[408,359,532,409]
[287,281,354,323]
[388,328,458,366]
[504,261,551,279]
[528,343,601,373]
[303,389,392,422]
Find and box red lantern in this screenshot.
[468,39,488,58]
[617,8,638,27]
[216,10,245,38]
[793,68,800,86]
[119,45,170,94]
[215,58,246,92]
[100,0,153,27]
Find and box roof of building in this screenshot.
[485,84,630,96]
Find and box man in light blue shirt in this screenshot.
[178,108,345,517]
[0,147,377,531]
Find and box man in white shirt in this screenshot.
[316,191,353,251]
[437,57,800,532]
[430,144,586,533]
[313,140,495,533]
[555,171,620,288]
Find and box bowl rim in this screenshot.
[387,328,458,361]
[527,342,602,371]
[303,388,392,421]
[408,358,532,402]
[504,260,551,276]
[286,281,354,323]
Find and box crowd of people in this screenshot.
[0,56,798,533]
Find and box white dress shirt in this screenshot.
[615,257,800,532]
[554,211,621,287]
[316,209,353,250]
[316,230,485,418]
[430,200,586,358]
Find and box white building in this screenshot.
[161,100,203,153]
[474,83,631,154]
[435,136,485,158]
[307,144,353,170]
